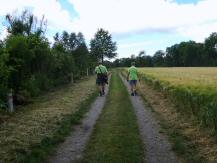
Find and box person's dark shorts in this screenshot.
[129,80,137,86]
[96,75,106,85]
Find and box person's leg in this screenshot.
[102,83,105,95]
[129,80,134,96]
[96,77,103,96]
[100,84,103,96]
[132,80,137,95]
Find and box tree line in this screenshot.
[0,11,117,109]
[113,32,217,67]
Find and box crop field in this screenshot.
[126,67,217,132]
[138,67,217,88]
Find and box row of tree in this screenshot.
[0,11,117,109]
[113,32,217,67]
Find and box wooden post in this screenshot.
[7,89,14,113]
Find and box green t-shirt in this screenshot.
[128,66,138,80]
[95,65,108,74]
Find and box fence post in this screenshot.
[7,89,14,113]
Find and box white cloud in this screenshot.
[69,0,217,40]
[0,0,217,57]
[177,21,217,42]
[118,41,154,49]
[0,27,8,40]
[0,0,75,38]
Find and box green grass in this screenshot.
[159,118,208,163]
[140,90,208,163]
[18,91,98,163]
[0,76,97,162]
[81,70,144,163]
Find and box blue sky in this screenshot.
[0,0,216,58]
[175,0,202,4]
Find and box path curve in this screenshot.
[120,74,179,163]
[48,77,110,163]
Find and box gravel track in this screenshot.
[48,78,110,163]
[120,74,179,163]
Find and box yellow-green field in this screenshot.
[125,67,217,132]
[138,67,217,89]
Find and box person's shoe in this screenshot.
[131,92,134,96]
[102,90,105,95]
[134,91,138,96]
[99,91,102,96]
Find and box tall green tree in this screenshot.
[153,50,165,67]
[90,28,117,62]
[204,32,217,66]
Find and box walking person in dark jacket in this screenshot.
[95,61,108,96]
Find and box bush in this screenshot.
[0,50,10,109]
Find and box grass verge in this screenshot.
[140,94,207,163]
[18,91,98,163]
[136,78,213,162]
[81,70,144,163]
[0,76,97,162]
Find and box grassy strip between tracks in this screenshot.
[80,70,145,163]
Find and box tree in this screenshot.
[204,32,217,66]
[6,10,47,37]
[153,50,165,67]
[90,28,117,62]
[138,50,146,57]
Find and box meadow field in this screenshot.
[134,67,217,132]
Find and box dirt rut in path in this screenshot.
[48,78,110,163]
[120,74,179,163]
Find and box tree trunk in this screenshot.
[101,55,104,63]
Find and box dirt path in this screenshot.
[120,74,179,163]
[80,71,144,162]
[48,78,110,163]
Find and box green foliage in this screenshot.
[0,48,11,108]
[6,35,33,90]
[90,28,117,62]
[0,10,98,109]
[113,32,217,67]
[6,10,46,36]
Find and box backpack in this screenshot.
[98,66,108,84]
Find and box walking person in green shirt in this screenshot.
[127,62,139,96]
[95,61,108,96]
